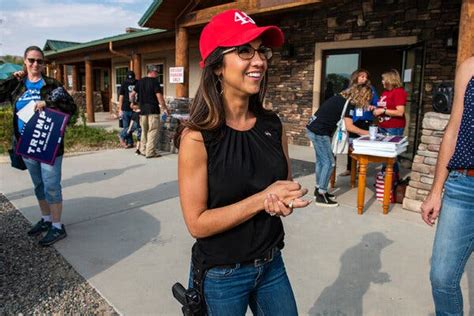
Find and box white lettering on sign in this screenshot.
[26,111,54,154]
[234,12,255,25]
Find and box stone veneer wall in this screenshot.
[263,0,461,145]
[402,112,450,212]
[70,91,103,113]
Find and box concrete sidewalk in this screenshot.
[1,145,473,315]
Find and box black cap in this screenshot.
[126,71,136,80]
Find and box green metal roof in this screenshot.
[43,40,81,52]
[138,0,163,27]
[44,28,167,57]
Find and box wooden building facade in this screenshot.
[44,0,474,158]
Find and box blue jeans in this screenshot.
[121,111,133,145]
[307,130,335,193]
[23,155,63,204]
[189,249,297,316]
[430,171,474,315]
[379,127,404,174]
[120,121,141,142]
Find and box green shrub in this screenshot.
[0,106,14,154]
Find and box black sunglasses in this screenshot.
[27,58,44,65]
[222,45,273,61]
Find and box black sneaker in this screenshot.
[314,188,335,200]
[27,219,52,236]
[135,149,141,155]
[315,192,339,207]
[39,225,67,246]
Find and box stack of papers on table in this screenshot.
[352,135,408,157]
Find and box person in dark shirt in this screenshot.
[131,66,169,158]
[118,71,136,148]
[173,9,311,315]
[119,103,142,155]
[306,84,372,207]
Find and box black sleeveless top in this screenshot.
[192,112,287,267]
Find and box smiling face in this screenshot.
[24,49,44,77]
[218,38,268,100]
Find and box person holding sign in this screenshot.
[0,46,77,246]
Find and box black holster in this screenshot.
[172,263,208,316]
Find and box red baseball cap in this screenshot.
[199,9,284,68]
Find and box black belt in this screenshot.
[218,247,279,269]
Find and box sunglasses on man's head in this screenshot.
[27,58,44,65]
[222,45,273,61]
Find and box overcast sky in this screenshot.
[0,0,154,56]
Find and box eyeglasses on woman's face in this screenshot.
[27,58,44,65]
[222,44,273,61]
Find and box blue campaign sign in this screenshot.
[16,108,70,165]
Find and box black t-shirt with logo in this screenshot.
[119,80,136,111]
[307,95,352,136]
[133,77,163,115]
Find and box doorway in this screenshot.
[320,44,424,159]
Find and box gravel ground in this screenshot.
[0,193,118,315]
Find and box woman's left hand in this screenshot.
[35,101,46,111]
[264,194,310,217]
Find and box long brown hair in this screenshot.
[350,68,371,86]
[340,83,372,109]
[174,47,271,148]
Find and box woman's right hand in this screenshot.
[13,71,26,80]
[421,192,442,226]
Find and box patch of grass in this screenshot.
[64,125,120,153]
[0,106,119,155]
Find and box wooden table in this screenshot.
[349,153,397,215]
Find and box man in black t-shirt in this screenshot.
[118,71,136,148]
[132,65,169,158]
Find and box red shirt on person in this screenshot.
[378,87,407,129]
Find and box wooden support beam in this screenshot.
[457,0,474,66]
[56,64,63,83]
[63,65,68,88]
[132,54,142,79]
[176,27,189,98]
[72,65,79,91]
[85,60,95,123]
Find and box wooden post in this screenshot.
[72,65,79,91]
[132,54,142,79]
[85,60,95,123]
[46,64,52,77]
[63,65,68,88]
[176,26,189,97]
[56,64,63,83]
[457,0,474,66]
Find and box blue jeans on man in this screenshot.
[430,171,474,315]
[189,249,297,315]
[121,111,133,146]
[307,130,335,193]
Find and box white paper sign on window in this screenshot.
[169,67,184,84]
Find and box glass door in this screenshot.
[321,51,360,102]
[401,42,426,159]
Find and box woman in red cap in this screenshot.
[174,9,310,315]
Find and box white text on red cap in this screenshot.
[234,11,255,25]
